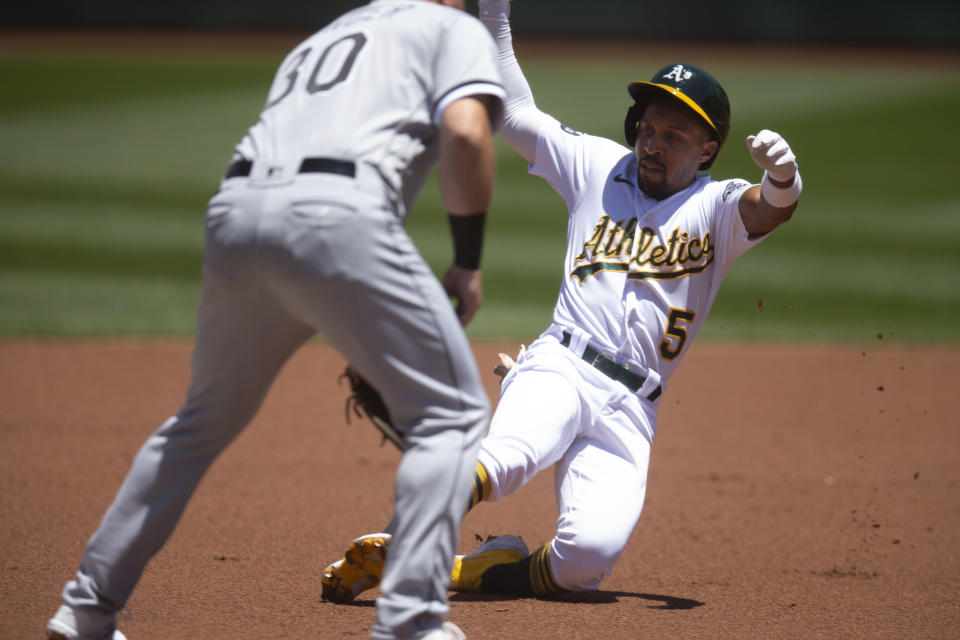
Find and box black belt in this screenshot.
[560,332,662,401]
[225,157,356,179]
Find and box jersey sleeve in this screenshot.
[529,127,626,212]
[432,14,505,128]
[709,178,765,274]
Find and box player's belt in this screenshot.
[560,332,662,401]
[225,157,356,179]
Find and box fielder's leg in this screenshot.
[53,203,314,637]
[271,205,489,639]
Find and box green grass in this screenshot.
[1,46,958,342]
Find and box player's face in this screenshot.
[634,98,718,200]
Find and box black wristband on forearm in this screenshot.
[447,212,486,270]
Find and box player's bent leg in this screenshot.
[548,425,651,591]
[549,527,629,591]
[477,362,582,502]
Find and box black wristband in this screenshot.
[447,212,486,270]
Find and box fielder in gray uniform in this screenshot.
[45,2,504,640]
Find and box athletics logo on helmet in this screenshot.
[624,63,731,170]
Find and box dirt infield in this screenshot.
[1,339,957,639]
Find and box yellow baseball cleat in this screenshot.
[449,535,529,592]
[321,533,391,603]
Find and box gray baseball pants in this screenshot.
[59,173,489,640]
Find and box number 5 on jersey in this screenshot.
[660,307,696,360]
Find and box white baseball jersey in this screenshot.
[479,4,761,400]
[535,127,758,392]
[476,0,775,593]
[235,0,505,220]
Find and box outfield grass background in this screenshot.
[0,38,957,342]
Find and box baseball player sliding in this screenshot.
[321,0,802,602]
[45,2,504,640]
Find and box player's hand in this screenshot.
[492,345,524,381]
[493,352,515,381]
[746,130,797,183]
[442,264,483,326]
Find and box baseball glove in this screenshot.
[340,366,405,450]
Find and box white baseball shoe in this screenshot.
[46,604,127,640]
[416,621,467,640]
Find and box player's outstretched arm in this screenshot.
[738,129,802,236]
[478,0,550,163]
[438,95,496,326]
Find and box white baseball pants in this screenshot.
[477,335,654,590]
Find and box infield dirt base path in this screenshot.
[1,340,957,639]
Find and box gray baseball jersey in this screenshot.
[50,3,504,640]
[235,0,505,220]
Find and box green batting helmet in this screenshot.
[624,63,731,170]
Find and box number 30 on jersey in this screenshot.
[265,32,367,110]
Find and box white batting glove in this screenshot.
[746,129,797,183]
